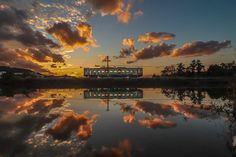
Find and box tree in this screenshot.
[176,63,185,76]
[196,60,205,74]
[188,60,197,75]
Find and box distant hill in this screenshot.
[0,66,42,75]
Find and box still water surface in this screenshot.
[0,88,235,157]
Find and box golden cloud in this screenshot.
[47,22,97,52]
[122,38,135,47]
[138,32,176,43]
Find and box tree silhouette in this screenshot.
[176,63,185,76]
[196,60,205,74]
[161,60,235,77]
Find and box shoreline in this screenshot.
[0,77,235,88]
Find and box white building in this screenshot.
[0,71,6,79]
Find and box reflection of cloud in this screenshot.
[47,111,97,140]
[134,101,175,117]
[123,114,135,124]
[139,118,176,129]
[171,103,197,119]
[93,139,133,157]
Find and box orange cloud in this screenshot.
[117,1,132,24]
[123,114,135,123]
[122,38,135,47]
[87,0,124,16]
[47,22,97,52]
[94,139,133,157]
[0,46,65,73]
[138,32,176,43]
[139,118,176,129]
[47,111,97,140]
[87,0,137,24]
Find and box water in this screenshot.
[0,88,235,157]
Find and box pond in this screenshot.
[0,88,235,157]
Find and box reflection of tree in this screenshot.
[162,88,206,104]
[162,88,233,104]
[226,83,236,155]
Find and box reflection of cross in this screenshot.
[105,92,110,111]
[106,98,110,111]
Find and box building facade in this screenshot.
[84,67,143,78]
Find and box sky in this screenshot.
[0,0,235,77]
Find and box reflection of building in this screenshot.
[84,67,143,78]
[84,88,143,111]
[84,88,143,99]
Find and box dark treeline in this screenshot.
[160,60,236,77]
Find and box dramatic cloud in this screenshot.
[0,0,89,29]
[0,6,66,73]
[47,22,97,51]
[172,40,231,57]
[118,35,231,63]
[127,43,176,63]
[87,0,138,23]
[0,7,59,48]
[87,0,124,16]
[0,45,65,73]
[138,32,176,43]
